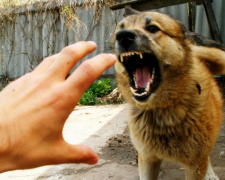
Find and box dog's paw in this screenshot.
[204,159,220,180]
[204,173,220,180]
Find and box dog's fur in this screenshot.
[113,10,225,180]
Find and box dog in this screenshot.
[112,9,225,180]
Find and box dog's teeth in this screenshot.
[127,52,133,56]
[152,67,155,79]
[142,92,147,96]
[120,51,143,62]
[145,82,150,92]
[130,87,137,94]
[136,52,143,59]
[134,79,138,88]
[133,74,138,88]
[135,52,140,56]
[120,55,124,62]
[134,92,147,97]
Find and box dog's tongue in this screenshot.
[135,67,151,88]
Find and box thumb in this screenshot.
[62,143,99,165]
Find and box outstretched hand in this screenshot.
[0,41,116,172]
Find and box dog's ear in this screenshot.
[193,45,225,75]
[187,32,225,51]
[124,7,140,17]
[190,33,225,75]
[177,21,188,38]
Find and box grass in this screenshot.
[78,78,116,105]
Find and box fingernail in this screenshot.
[87,156,98,165]
[107,53,117,61]
[87,41,97,47]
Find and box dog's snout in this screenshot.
[116,30,136,46]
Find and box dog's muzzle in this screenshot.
[115,30,161,101]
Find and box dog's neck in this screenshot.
[129,105,186,128]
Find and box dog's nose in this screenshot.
[116,30,136,46]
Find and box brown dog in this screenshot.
[113,10,225,180]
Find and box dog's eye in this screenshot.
[146,25,160,33]
[120,23,125,29]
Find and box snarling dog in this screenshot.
[113,9,225,180]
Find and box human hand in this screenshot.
[0,41,116,172]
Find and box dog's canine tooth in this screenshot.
[145,82,151,92]
[134,80,138,88]
[152,67,155,80]
[130,87,137,94]
[120,54,124,62]
[152,67,155,75]
[133,73,138,88]
[137,52,143,59]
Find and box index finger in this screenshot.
[48,41,97,79]
[65,53,117,99]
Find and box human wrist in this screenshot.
[0,130,17,172]
[0,116,21,173]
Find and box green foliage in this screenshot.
[78,91,97,105]
[78,78,115,105]
[89,78,114,97]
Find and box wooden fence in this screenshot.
[0,0,225,87]
[0,1,123,87]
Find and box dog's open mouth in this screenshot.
[118,51,160,101]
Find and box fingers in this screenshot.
[48,41,97,79]
[14,143,98,170]
[33,54,58,74]
[66,53,117,99]
[64,144,98,165]
[47,142,98,166]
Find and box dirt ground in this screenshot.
[101,123,225,180]
[0,104,224,180]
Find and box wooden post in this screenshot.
[188,2,196,32]
[203,0,223,43]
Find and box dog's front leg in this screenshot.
[138,154,162,180]
[185,156,218,180]
[204,157,219,180]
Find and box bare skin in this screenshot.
[0,41,116,173]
